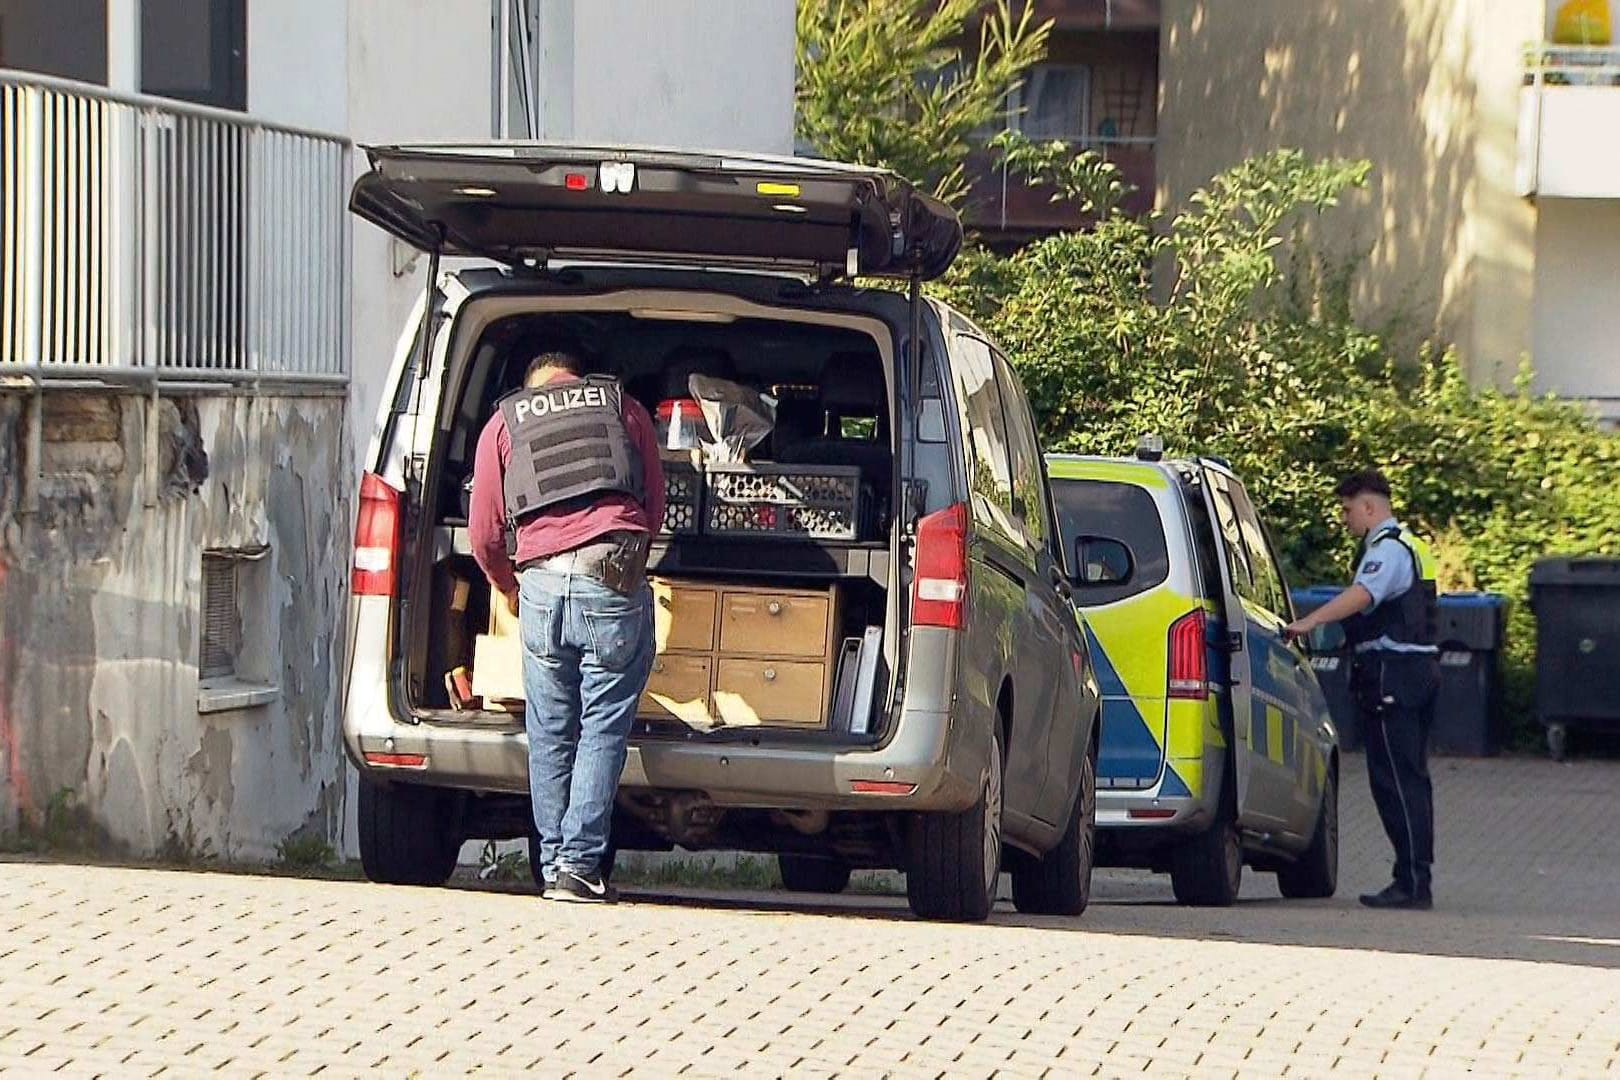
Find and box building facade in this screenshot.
[0,0,793,859]
[1158,0,1620,420]
[966,0,1161,242]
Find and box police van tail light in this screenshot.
[1168,609,1208,700]
[353,472,403,597]
[912,502,969,630]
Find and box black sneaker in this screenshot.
[1359,882,1433,910]
[547,869,618,904]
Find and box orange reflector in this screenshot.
[364,751,427,769]
[565,173,590,191]
[1128,808,1177,820]
[850,780,916,796]
[756,181,800,197]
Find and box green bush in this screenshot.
[930,150,1620,733]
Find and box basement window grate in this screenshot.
[201,551,245,680]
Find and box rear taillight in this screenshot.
[352,472,403,597]
[911,502,969,630]
[1168,609,1208,700]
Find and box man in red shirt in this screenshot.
[469,345,665,903]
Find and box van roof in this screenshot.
[1045,454,1183,488]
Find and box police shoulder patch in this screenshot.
[1360,561,1383,575]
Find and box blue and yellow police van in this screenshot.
[1046,448,1338,905]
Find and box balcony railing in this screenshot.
[1517,45,1620,200]
[964,134,1156,236]
[1,71,351,387]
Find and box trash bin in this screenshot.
[1291,586,1360,751]
[1431,593,1509,756]
[1529,557,1620,760]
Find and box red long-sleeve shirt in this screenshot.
[468,375,666,595]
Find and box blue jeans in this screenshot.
[519,565,654,881]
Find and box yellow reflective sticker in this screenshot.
[1266,705,1286,765]
[757,181,801,197]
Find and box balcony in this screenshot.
[1517,46,1620,199]
[1,72,351,388]
[963,136,1155,241]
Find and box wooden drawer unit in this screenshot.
[714,659,826,728]
[641,654,714,727]
[639,578,841,730]
[653,581,717,653]
[719,592,830,658]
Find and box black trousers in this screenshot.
[1352,652,1440,894]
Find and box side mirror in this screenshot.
[1073,536,1134,586]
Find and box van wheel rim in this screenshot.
[983,739,1004,897]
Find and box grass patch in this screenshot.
[0,788,108,855]
[275,833,337,872]
[614,853,783,891]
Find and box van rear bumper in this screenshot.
[346,704,987,813]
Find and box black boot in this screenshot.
[1359,882,1432,910]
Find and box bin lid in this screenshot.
[1530,556,1620,588]
[1438,591,1510,607]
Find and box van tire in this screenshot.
[905,730,1003,922]
[1011,734,1096,916]
[1277,769,1338,899]
[778,855,852,894]
[1170,772,1242,907]
[357,778,460,887]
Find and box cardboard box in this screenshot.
[471,589,526,706]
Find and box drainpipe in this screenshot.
[107,0,141,94]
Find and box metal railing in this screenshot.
[1,71,351,386]
[1523,44,1620,86]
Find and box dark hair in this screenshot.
[526,348,584,381]
[1334,469,1392,500]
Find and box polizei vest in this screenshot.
[498,375,644,523]
[1342,524,1439,650]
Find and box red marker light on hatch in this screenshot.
[564,173,590,191]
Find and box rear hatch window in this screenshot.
[1052,479,1171,606]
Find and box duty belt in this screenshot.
[520,531,649,595]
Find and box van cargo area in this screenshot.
[391,293,905,852]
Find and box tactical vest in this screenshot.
[498,375,644,524]
[1342,524,1439,649]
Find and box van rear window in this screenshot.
[1051,479,1171,605]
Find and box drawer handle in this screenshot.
[654,662,666,674]
[763,667,777,682]
[766,601,784,616]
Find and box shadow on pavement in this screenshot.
[571,754,1620,970]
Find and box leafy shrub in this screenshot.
[931,150,1620,731]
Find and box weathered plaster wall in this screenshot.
[0,389,351,860]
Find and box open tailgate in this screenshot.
[349,142,962,281]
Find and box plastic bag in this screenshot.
[688,375,777,463]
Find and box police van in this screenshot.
[1046,449,1338,905]
[342,144,1100,922]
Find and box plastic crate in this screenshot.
[704,464,865,541]
[659,458,702,536]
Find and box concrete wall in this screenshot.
[1158,0,1541,387]
[538,0,795,153]
[0,389,351,858]
[248,0,350,132]
[1532,199,1620,415]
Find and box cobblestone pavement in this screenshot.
[4,755,1620,1077]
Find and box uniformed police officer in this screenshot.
[1285,470,1440,911]
[468,346,665,904]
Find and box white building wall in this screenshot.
[247,0,350,132]
[539,0,795,154]
[1532,198,1620,419]
[345,0,496,473]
